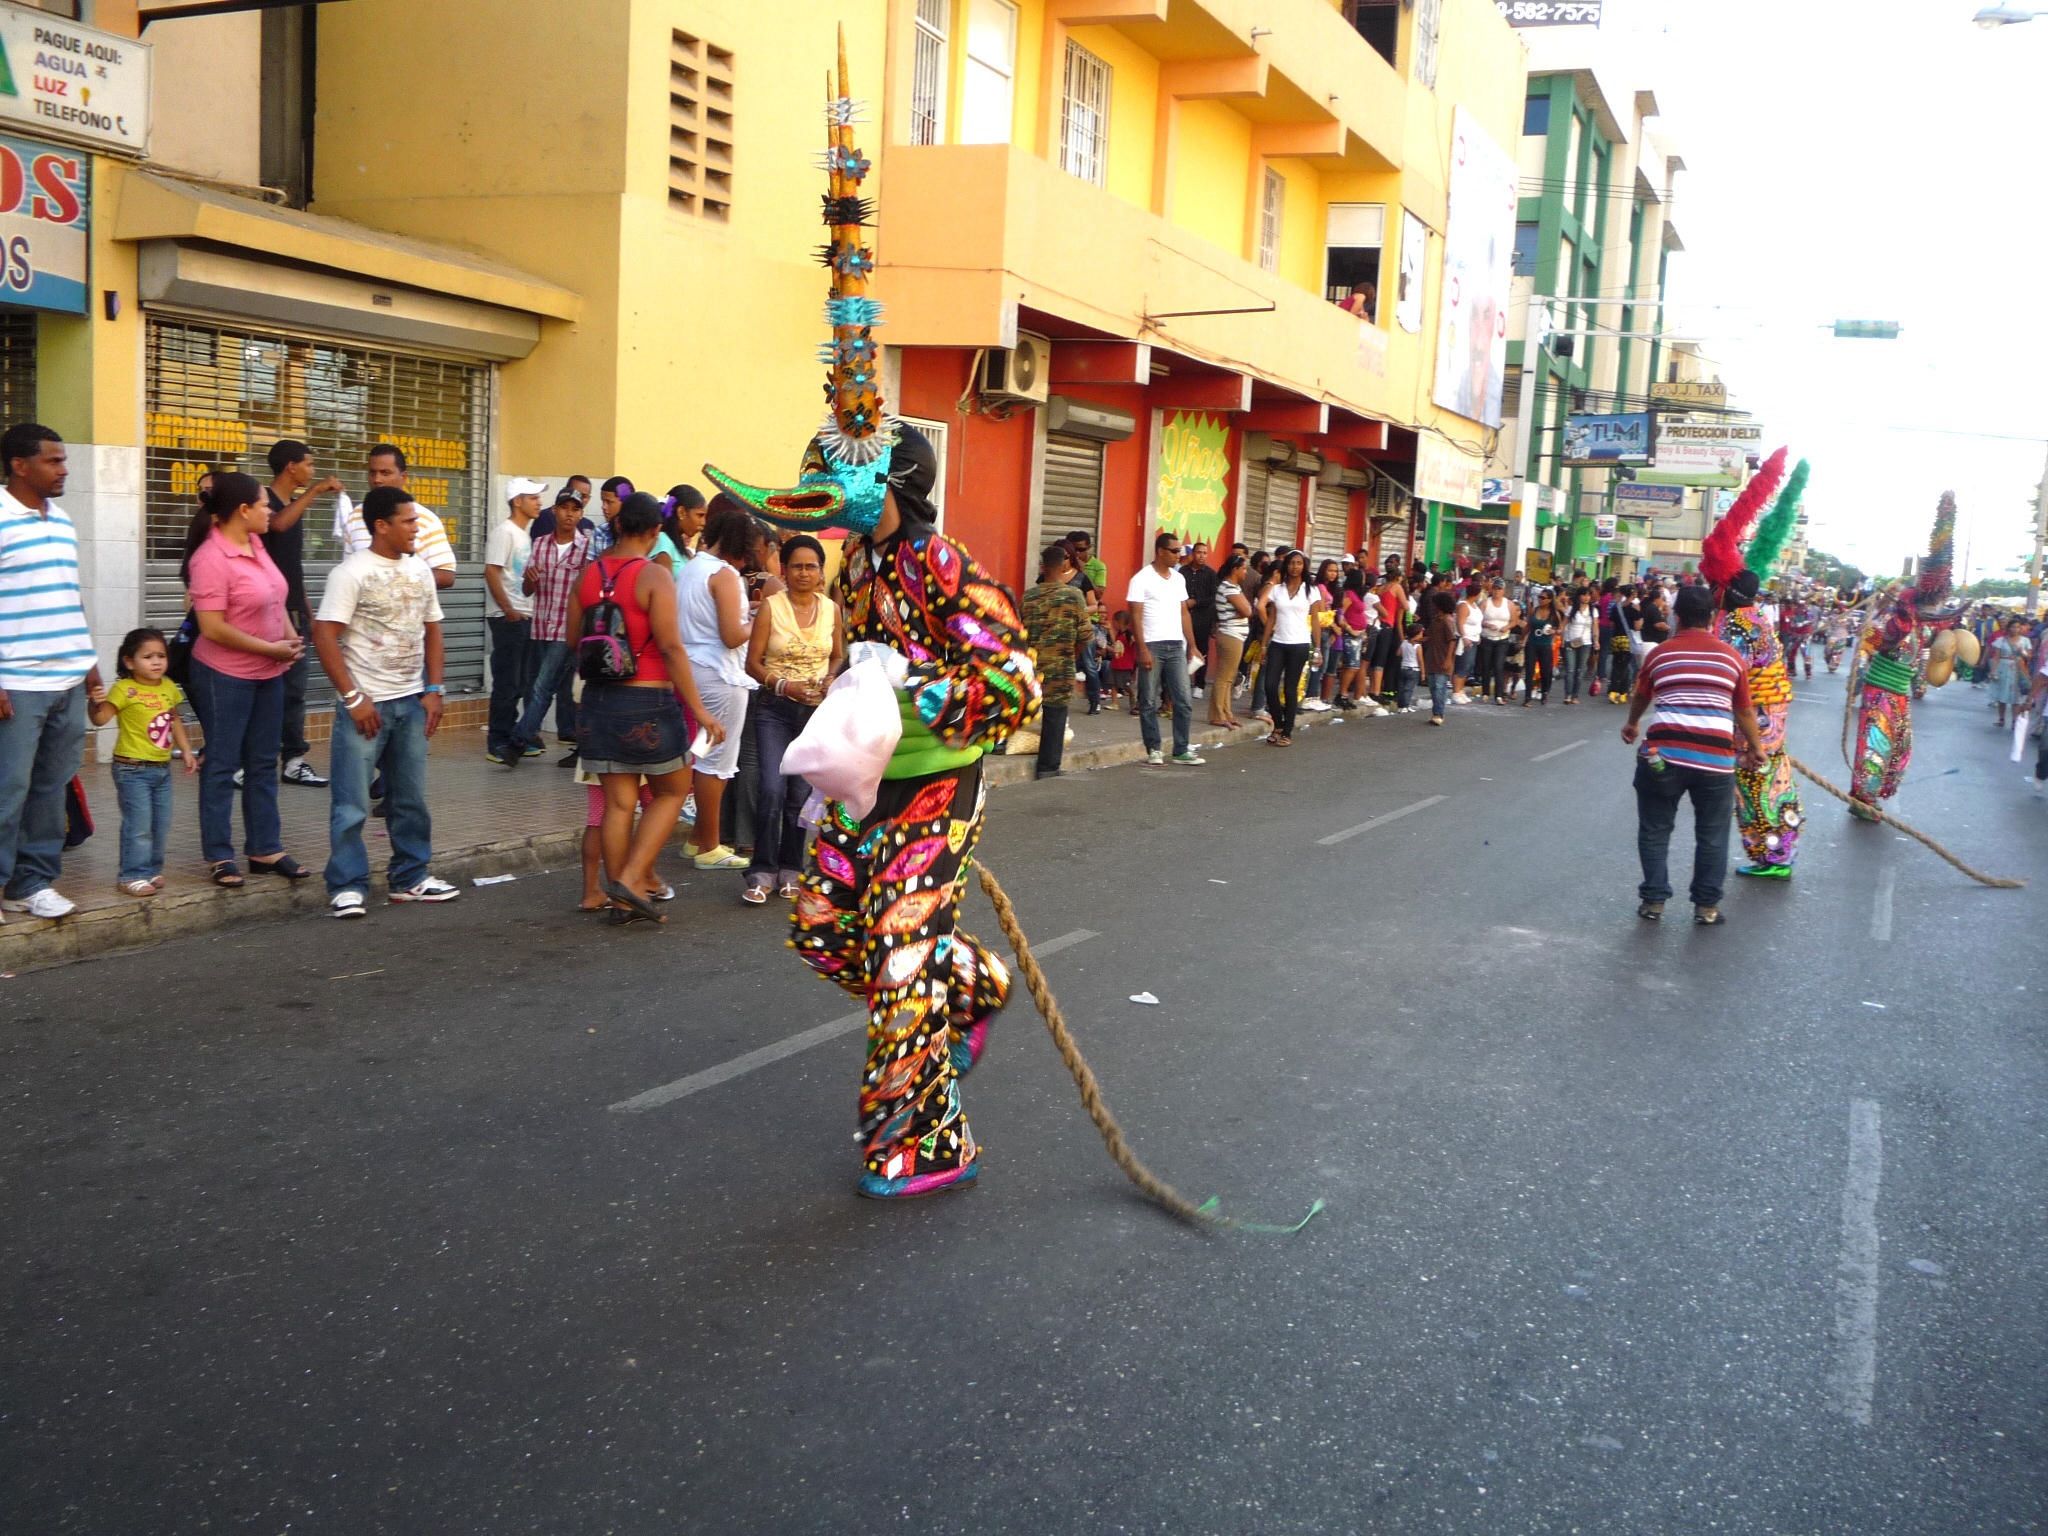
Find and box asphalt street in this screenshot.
[2,678,2042,1534]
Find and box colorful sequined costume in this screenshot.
[1719,603,1801,874]
[1847,493,1961,821]
[700,37,1039,1199]
[792,520,1036,1197]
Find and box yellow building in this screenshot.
[17,0,1525,714]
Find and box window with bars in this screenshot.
[142,316,492,690]
[1258,167,1285,273]
[0,310,36,427]
[1059,39,1110,188]
[669,30,734,220]
[1414,0,1443,90]
[911,0,948,146]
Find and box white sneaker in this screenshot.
[330,890,367,919]
[1144,749,1165,765]
[681,793,698,826]
[281,757,329,787]
[1304,698,1333,712]
[1451,693,1474,706]
[1,888,75,920]
[390,876,461,903]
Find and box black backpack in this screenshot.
[577,557,650,684]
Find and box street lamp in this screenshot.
[1974,7,2042,26]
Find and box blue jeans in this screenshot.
[1428,672,1452,720]
[1634,759,1735,907]
[326,692,433,896]
[112,760,173,883]
[515,638,576,747]
[747,690,815,883]
[1079,635,1104,710]
[187,658,284,865]
[0,681,85,898]
[1561,643,1592,698]
[1138,639,1192,755]
[487,616,535,755]
[1397,667,1419,709]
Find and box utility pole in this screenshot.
[2030,442,2048,617]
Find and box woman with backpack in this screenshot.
[567,492,724,923]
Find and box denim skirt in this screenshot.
[578,682,687,775]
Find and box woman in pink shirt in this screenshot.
[181,471,312,887]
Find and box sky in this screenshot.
[1521,0,2048,584]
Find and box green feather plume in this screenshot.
[1744,458,1810,578]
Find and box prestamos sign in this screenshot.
[1432,107,1516,430]
[0,129,85,312]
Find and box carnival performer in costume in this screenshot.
[1847,492,1965,821]
[1776,587,1818,680]
[1821,598,1856,673]
[1703,449,1802,878]
[704,36,1039,1201]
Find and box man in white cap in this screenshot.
[484,477,546,765]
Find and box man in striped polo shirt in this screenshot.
[0,424,102,922]
[1620,583,1765,925]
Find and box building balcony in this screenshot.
[874,142,1408,421]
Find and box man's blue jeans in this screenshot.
[1635,758,1735,907]
[1428,672,1452,720]
[187,659,284,865]
[0,682,85,898]
[1138,639,1192,756]
[326,693,433,897]
[112,760,173,883]
[487,616,535,756]
[516,638,576,747]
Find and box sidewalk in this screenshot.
[0,681,1383,972]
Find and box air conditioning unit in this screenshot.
[1286,447,1324,476]
[979,331,1051,406]
[1045,395,1136,443]
[1368,476,1409,522]
[1243,431,1296,467]
[1318,463,1369,490]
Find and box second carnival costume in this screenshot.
[1700,449,1805,878]
[703,38,1040,1201]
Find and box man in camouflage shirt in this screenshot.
[1021,541,1091,779]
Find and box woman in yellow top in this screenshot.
[740,533,842,904]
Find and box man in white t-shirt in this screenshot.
[1126,529,1204,766]
[313,486,458,918]
[340,443,458,589]
[484,477,543,766]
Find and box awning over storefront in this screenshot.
[115,173,579,358]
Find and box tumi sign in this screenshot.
[0,3,151,158]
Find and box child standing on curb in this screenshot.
[87,627,199,896]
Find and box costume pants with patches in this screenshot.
[1852,679,1912,809]
[790,759,1011,1184]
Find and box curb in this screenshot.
[1,702,1403,973]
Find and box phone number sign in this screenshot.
[1494,2,1603,24]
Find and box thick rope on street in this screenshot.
[1788,755,2026,889]
[973,863,1321,1234]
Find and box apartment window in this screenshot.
[1523,94,1551,137]
[1512,222,1541,277]
[1325,203,1385,316]
[911,0,949,146]
[669,30,734,220]
[1059,39,1111,188]
[1414,0,1443,90]
[961,0,1019,145]
[1258,167,1285,273]
[1343,0,1399,67]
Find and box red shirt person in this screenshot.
[1619,584,1764,924]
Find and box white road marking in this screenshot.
[1870,867,1895,943]
[1531,738,1591,763]
[608,928,1099,1113]
[1317,795,1447,846]
[1827,1099,1884,1427]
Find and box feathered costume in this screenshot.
[1847,493,1962,820]
[702,35,1040,1201]
[1704,450,1804,877]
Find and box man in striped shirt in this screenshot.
[1621,583,1764,925]
[0,424,102,921]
